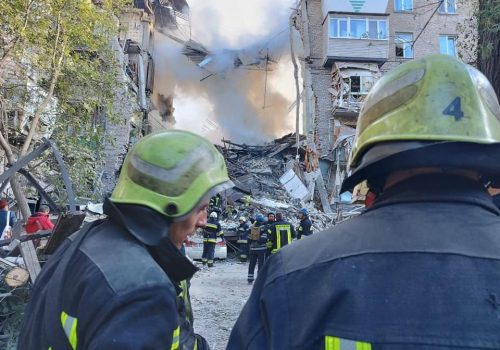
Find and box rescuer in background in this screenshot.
[20,130,233,350]
[296,207,312,239]
[266,212,295,254]
[236,216,250,262]
[202,211,223,267]
[228,55,500,349]
[247,213,268,284]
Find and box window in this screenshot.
[369,20,387,39]
[395,33,413,58]
[350,19,366,38]
[329,18,348,38]
[394,0,413,11]
[439,0,456,13]
[439,35,457,56]
[329,17,387,39]
[350,76,375,95]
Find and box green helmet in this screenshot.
[111,130,233,220]
[342,54,500,192]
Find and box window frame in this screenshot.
[438,0,457,14]
[329,17,388,40]
[395,32,414,59]
[394,0,413,12]
[439,35,457,56]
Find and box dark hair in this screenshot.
[0,200,8,210]
[276,212,283,220]
[267,212,275,217]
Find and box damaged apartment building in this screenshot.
[100,0,190,195]
[294,0,478,203]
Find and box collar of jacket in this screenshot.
[103,198,198,282]
[369,173,500,215]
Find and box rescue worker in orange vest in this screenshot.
[228,55,500,349]
[266,212,295,254]
[202,211,223,267]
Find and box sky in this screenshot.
[157,0,300,144]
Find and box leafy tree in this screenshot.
[0,0,130,218]
[476,0,500,96]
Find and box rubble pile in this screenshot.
[216,133,337,233]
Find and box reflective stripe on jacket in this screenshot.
[228,175,500,349]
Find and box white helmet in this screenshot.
[209,212,218,218]
[239,216,246,222]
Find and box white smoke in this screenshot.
[152,0,298,144]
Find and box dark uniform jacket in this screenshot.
[297,216,312,239]
[237,222,250,243]
[267,220,295,254]
[203,218,222,243]
[19,200,205,350]
[249,222,268,253]
[228,174,500,349]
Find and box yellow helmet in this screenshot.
[111,130,233,220]
[342,54,500,192]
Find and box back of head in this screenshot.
[255,213,265,223]
[39,205,50,213]
[110,130,233,221]
[275,212,283,221]
[342,54,500,192]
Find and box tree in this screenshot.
[477,0,500,96]
[0,0,129,218]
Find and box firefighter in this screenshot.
[247,213,268,284]
[297,207,312,239]
[236,216,250,262]
[227,55,500,348]
[19,130,233,350]
[208,193,222,219]
[266,212,295,254]
[202,211,223,267]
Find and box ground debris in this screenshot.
[215,133,347,231]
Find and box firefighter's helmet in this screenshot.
[342,54,500,192]
[209,212,218,218]
[111,130,233,220]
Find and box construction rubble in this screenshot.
[214,132,362,238]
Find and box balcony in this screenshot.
[323,14,389,66]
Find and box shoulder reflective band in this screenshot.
[171,326,180,350]
[60,311,78,350]
[325,336,372,350]
[206,224,218,230]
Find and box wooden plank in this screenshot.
[0,257,16,268]
[20,241,41,283]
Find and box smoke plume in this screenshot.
[152,0,297,144]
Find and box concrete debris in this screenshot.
[216,133,342,234]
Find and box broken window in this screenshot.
[395,33,413,58]
[349,76,374,96]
